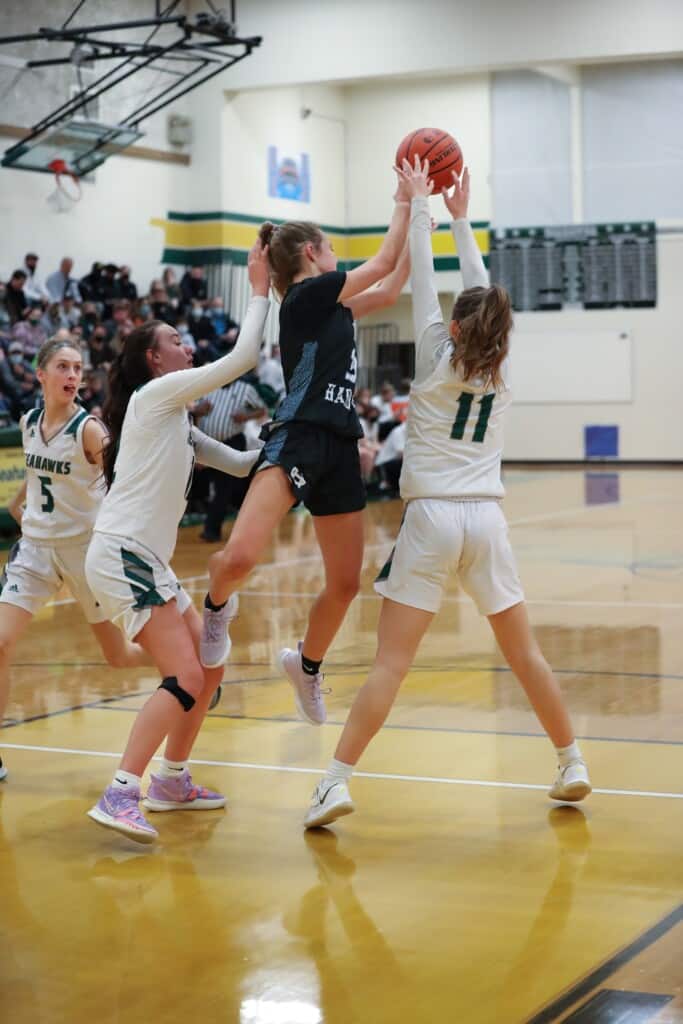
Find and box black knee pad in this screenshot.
[158,675,195,712]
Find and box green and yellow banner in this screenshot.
[151,211,489,271]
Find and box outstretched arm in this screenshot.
[442,168,489,290]
[136,241,271,415]
[191,428,260,478]
[336,161,430,305]
[345,239,410,320]
[403,158,452,382]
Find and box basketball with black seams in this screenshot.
[395,128,463,192]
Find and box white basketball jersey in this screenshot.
[400,345,511,501]
[401,197,512,502]
[93,295,270,566]
[20,406,105,543]
[94,388,196,567]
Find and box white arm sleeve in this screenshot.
[192,428,260,478]
[135,296,269,416]
[451,219,489,290]
[410,196,452,384]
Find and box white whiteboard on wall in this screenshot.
[511,329,632,403]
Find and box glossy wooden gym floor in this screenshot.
[1,467,681,1024]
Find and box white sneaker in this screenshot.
[304,780,355,829]
[0,758,7,781]
[200,593,239,668]
[549,760,592,802]
[279,642,327,725]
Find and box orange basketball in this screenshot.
[395,128,463,192]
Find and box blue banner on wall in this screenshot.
[268,146,311,202]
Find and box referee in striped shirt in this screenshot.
[197,374,267,542]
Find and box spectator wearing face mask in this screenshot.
[79,302,100,341]
[103,299,134,354]
[180,265,208,312]
[205,297,240,351]
[118,266,138,302]
[88,326,116,370]
[79,262,105,305]
[149,284,177,326]
[100,263,121,318]
[12,306,47,359]
[176,317,197,353]
[0,341,39,418]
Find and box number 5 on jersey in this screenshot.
[450,393,494,443]
[38,475,54,513]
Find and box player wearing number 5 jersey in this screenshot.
[0,337,153,783]
[303,160,591,829]
[200,164,426,725]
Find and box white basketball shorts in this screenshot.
[374,498,524,616]
[0,536,108,624]
[85,532,192,641]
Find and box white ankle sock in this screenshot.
[324,758,354,786]
[556,740,582,768]
[159,758,187,778]
[112,769,142,791]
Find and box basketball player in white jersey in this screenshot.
[0,337,154,783]
[303,160,591,828]
[85,241,270,843]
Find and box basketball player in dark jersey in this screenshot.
[200,164,424,724]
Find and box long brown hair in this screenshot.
[259,220,324,298]
[451,285,512,391]
[102,320,161,488]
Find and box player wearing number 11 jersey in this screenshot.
[302,161,591,830]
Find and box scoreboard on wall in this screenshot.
[488,222,657,311]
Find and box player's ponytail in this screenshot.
[451,285,512,392]
[259,220,324,298]
[102,320,162,489]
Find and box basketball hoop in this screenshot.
[46,157,81,213]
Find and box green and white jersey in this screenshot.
[94,296,269,566]
[20,406,104,544]
[400,199,511,502]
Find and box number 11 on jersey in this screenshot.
[450,393,494,443]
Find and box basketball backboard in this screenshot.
[1,117,143,177]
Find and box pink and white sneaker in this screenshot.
[142,769,226,811]
[87,784,158,844]
[279,642,328,725]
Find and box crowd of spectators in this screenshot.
[0,252,284,427]
[355,378,410,497]
[0,250,406,528]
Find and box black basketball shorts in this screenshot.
[258,421,366,517]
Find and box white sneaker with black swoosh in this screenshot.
[304,779,355,829]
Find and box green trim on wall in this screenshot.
[166,210,346,235]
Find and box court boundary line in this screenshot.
[1,741,681,799]
[525,903,683,1024]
